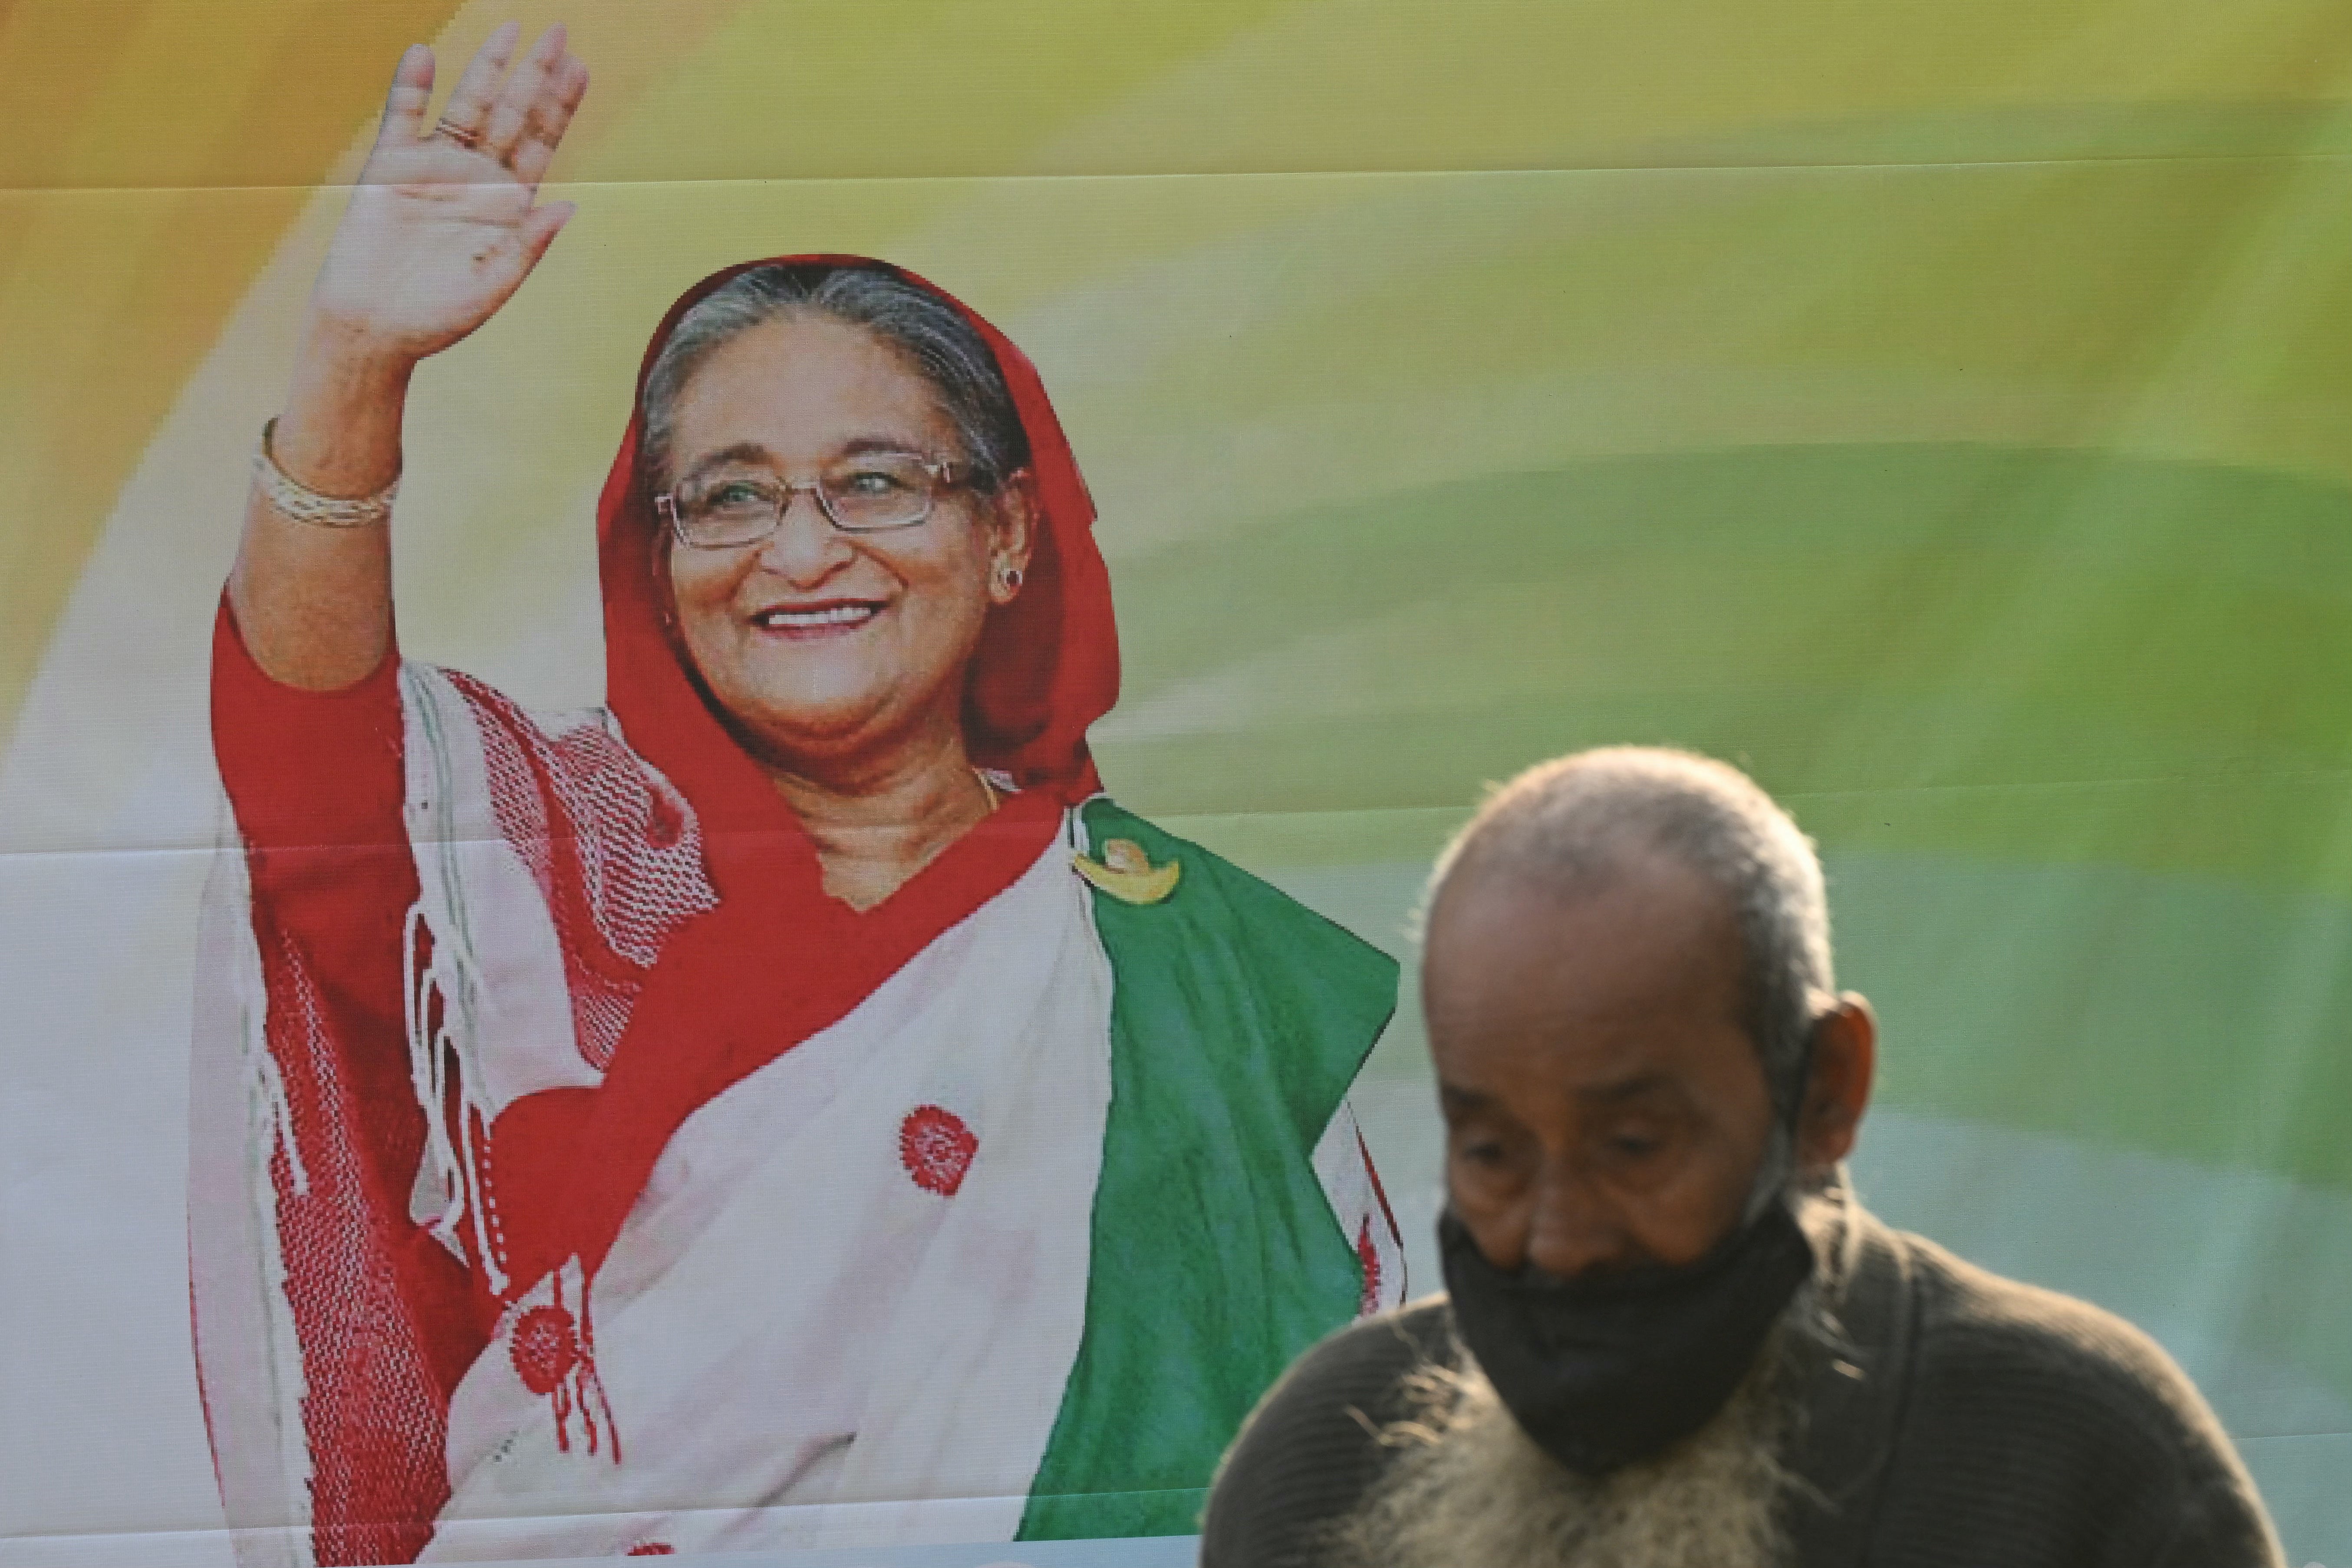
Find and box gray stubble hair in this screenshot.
[1427,746,1835,1131]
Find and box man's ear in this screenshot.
[1797,993,1877,1176]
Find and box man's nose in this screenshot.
[754,488,851,582]
[1521,1164,1632,1280]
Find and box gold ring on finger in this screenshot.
[435,117,484,151]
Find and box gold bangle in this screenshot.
[253,417,399,528]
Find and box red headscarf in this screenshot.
[488,257,1122,1293]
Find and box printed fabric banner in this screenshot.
[0,2,2348,1565]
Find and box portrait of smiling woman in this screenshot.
[189,23,1401,1566]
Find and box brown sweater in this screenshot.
[1199,1200,2285,1568]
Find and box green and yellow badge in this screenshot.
[1072,838,1181,906]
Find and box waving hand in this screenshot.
[232,25,590,692]
[312,23,591,364]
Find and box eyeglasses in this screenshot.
[656,451,980,549]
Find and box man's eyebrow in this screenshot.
[1575,1071,1677,1106]
[1437,1082,1498,1113]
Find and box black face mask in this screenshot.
[1439,1191,1815,1478]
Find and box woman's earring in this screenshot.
[995,563,1024,598]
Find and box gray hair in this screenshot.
[639,262,1029,494]
[1429,747,1833,1130]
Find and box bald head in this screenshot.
[1423,748,1872,1279]
[1430,748,1832,1120]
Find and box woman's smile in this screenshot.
[748,595,889,638]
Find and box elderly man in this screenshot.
[1199,748,2284,1568]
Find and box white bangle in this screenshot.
[253,417,399,528]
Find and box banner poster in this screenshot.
[2,3,2349,1565]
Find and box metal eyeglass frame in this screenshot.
[655,455,978,550]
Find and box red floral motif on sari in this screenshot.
[899,1105,979,1196]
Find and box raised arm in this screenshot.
[229,23,588,689]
